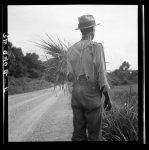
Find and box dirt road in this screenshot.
[8,87,73,142]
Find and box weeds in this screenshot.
[102,85,138,141]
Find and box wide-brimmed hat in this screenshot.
[75,15,100,30]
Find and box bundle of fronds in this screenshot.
[34,33,70,90]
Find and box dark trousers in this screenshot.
[71,81,103,141]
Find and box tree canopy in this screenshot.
[8,41,45,78]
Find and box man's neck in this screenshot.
[81,34,92,41]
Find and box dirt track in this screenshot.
[8,87,73,142]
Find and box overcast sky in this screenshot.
[8,5,138,71]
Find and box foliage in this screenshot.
[8,76,53,95]
[8,41,27,77]
[107,61,138,86]
[119,61,130,71]
[8,41,45,79]
[23,52,45,78]
[34,34,69,87]
[102,85,138,141]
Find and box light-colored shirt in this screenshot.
[67,40,110,90]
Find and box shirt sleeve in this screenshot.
[95,43,110,90]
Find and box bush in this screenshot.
[107,69,138,86]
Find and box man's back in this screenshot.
[67,40,109,90]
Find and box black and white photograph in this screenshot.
[3,5,145,143]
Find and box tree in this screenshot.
[23,52,45,78]
[8,41,28,77]
[128,70,138,83]
[119,61,130,71]
[108,61,132,86]
[8,41,46,78]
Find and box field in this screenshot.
[102,84,138,141]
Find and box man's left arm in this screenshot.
[96,43,112,111]
[96,43,110,91]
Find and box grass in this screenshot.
[102,84,138,141]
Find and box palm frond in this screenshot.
[35,33,70,89]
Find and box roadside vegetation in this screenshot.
[8,76,53,95]
[102,84,138,141]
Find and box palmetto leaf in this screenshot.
[35,34,70,89]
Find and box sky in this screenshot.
[8,5,138,71]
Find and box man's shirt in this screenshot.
[67,40,110,90]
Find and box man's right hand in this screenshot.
[100,85,112,111]
[103,91,112,111]
[104,98,112,111]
